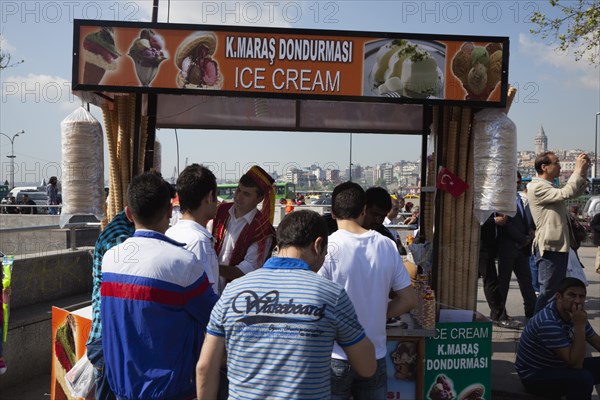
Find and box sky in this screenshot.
[0,0,599,184]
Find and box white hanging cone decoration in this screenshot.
[472,108,517,224]
[59,106,105,228]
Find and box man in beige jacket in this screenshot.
[527,152,590,314]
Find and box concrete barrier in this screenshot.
[0,214,100,256]
[0,249,93,391]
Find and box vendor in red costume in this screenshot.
[210,165,276,284]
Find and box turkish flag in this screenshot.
[436,166,469,198]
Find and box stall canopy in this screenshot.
[155,96,427,133]
[72,20,510,310]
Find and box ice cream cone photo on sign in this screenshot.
[128,29,168,87]
[175,31,223,89]
[82,27,121,85]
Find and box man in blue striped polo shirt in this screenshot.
[196,210,376,399]
[515,277,600,400]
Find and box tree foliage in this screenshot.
[0,46,24,70]
[530,0,600,64]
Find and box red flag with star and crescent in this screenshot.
[436,166,469,197]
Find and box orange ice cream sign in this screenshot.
[74,21,508,106]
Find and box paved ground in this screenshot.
[2,246,600,400]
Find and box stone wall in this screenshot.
[0,249,93,390]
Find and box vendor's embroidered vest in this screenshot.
[213,203,275,269]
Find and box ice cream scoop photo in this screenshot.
[82,27,121,85]
[128,29,168,87]
[367,39,444,99]
[451,41,503,101]
[428,374,456,400]
[175,31,222,89]
[457,383,485,400]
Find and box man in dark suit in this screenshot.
[497,172,537,319]
[479,213,522,329]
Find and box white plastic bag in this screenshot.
[473,109,517,224]
[567,249,588,286]
[408,241,433,274]
[65,352,96,398]
[60,106,105,227]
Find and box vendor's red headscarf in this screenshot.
[244,165,275,224]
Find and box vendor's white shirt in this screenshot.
[166,220,220,295]
[319,229,412,360]
[208,207,271,275]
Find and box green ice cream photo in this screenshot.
[470,47,489,68]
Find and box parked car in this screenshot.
[580,195,600,244]
[582,195,600,220]
[311,197,332,213]
[1,189,48,214]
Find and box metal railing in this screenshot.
[0,203,62,214]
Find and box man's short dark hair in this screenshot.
[534,151,555,174]
[239,174,264,198]
[176,164,217,213]
[332,181,365,220]
[365,187,392,213]
[556,277,587,295]
[277,210,328,250]
[127,172,174,226]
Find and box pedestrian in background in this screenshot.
[527,152,589,313]
[592,212,600,274]
[497,171,536,319]
[19,194,37,215]
[46,176,59,215]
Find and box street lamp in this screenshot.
[596,112,600,178]
[0,130,25,189]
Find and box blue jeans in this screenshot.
[330,357,387,400]
[533,248,568,313]
[87,337,116,400]
[529,254,539,293]
[521,357,600,400]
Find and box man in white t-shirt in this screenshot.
[167,164,220,294]
[318,181,417,399]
